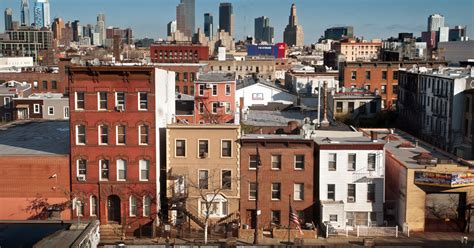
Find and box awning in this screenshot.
[16,104,29,109]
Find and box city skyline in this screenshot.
[1,0,473,42]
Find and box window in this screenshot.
[129,196,137,217]
[199,170,209,189]
[42,80,48,89]
[359,102,367,114]
[294,155,304,170]
[249,155,258,169]
[225,102,231,114]
[116,92,125,109]
[271,183,281,200]
[51,80,57,90]
[198,140,209,157]
[365,85,371,91]
[90,196,97,216]
[99,125,108,145]
[183,86,188,94]
[77,159,87,178]
[190,86,195,95]
[368,154,376,171]
[98,92,108,110]
[76,125,86,145]
[190,72,195,81]
[382,71,387,80]
[327,184,335,201]
[393,85,399,94]
[139,160,150,181]
[33,104,40,113]
[329,215,338,222]
[348,154,356,171]
[336,102,343,113]
[198,102,205,114]
[221,140,232,157]
[117,159,127,181]
[271,211,281,225]
[271,155,281,170]
[139,92,148,110]
[294,183,304,200]
[351,71,357,80]
[252,93,264,100]
[347,184,356,202]
[466,97,471,113]
[381,85,387,94]
[365,71,371,80]
[249,183,257,200]
[33,81,38,89]
[139,125,149,145]
[183,72,188,82]
[100,160,109,180]
[348,102,354,113]
[370,101,377,113]
[175,72,180,81]
[76,92,85,110]
[393,71,398,80]
[176,139,186,157]
[3,97,11,109]
[212,84,218,96]
[328,153,337,171]
[370,212,377,224]
[367,184,375,202]
[212,102,218,114]
[75,199,84,217]
[143,196,151,217]
[64,107,69,118]
[225,84,231,96]
[198,84,205,96]
[116,125,126,145]
[48,106,54,115]
[200,195,228,217]
[221,170,231,189]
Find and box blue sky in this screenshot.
[1,0,473,43]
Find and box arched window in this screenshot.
[143,196,151,217]
[90,195,97,216]
[129,196,137,217]
[73,198,84,217]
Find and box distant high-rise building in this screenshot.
[254,16,274,44]
[95,13,106,46]
[324,26,354,40]
[204,13,213,38]
[438,26,449,43]
[4,8,13,31]
[72,20,81,42]
[52,17,64,40]
[167,20,177,37]
[449,26,467,41]
[283,4,304,47]
[20,0,30,26]
[33,0,50,28]
[176,0,195,38]
[428,14,444,32]
[219,3,234,37]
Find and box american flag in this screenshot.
[289,205,304,235]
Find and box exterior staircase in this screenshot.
[100,224,124,241]
[181,207,206,229]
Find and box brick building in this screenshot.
[150,43,209,63]
[156,63,205,95]
[339,61,447,109]
[68,66,176,237]
[333,39,382,62]
[0,121,71,220]
[195,72,236,124]
[239,134,315,230]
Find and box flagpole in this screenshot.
[288,194,291,245]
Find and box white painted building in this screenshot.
[315,135,385,230]
[285,70,339,94]
[236,77,296,111]
[0,57,34,72]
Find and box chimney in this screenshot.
[320,82,330,127]
[371,131,378,142]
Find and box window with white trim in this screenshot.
[198,140,209,157]
[199,170,209,189]
[98,92,108,110]
[328,153,337,171]
[115,92,125,109]
[225,84,231,96]
[294,155,304,170]
[294,183,304,200]
[200,194,228,217]
[100,159,109,180]
[271,183,281,200]
[175,139,186,157]
[33,104,40,114]
[76,125,86,145]
[212,102,218,114]
[221,140,232,157]
[221,170,231,189]
[116,125,126,145]
[117,159,127,181]
[139,125,149,145]
[198,102,205,114]
[90,195,97,216]
[139,159,150,181]
[249,182,257,200]
[225,102,231,114]
[77,159,87,179]
[74,198,84,217]
[75,92,85,110]
[48,106,54,115]
[129,196,137,217]
[212,84,218,96]
[271,155,281,170]
[368,153,376,171]
[4,97,11,109]
[64,107,69,118]
[198,84,205,96]
[99,125,108,145]
[139,92,148,110]
[143,196,151,217]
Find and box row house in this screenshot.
[0,80,31,122]
[156,63,206,95]
[68,66,175,237]
[13,93,69,121]
[166,124,241,230]
[150,43,209,63]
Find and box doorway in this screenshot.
[107,195,121,224]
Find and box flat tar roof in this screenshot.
[0,121,70,155]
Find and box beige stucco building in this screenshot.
[166,124,241,230]
[334,39,382,62]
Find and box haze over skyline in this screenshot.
[1,0,473,43]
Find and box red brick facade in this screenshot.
[156,64,203,95]
[0,156,71,220]
[150,44,209,63]
[68,66,157,235]
[195,81,236,124]
[239,137,315,230]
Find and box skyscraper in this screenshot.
[254,16,274,44]
[428,14,445,32]
[219,3,234,37]
[52,17,64,40]
[95,13,106,46]
[176,0,195,38]
[204,13,213,38]
[72,20,81,42]
[324,26,354,40]
[33,0,50,28]
[4,8,13,31]
[20,0,30,26]
[283,4,304,47]
[167,20,177,37]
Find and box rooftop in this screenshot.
[28,93,66,99]
[167,124,239,129]
[0,81,31,95]
[314,135,384,146]
[0,121,70,156]
[402,66,473,79]
[241,134,308,141]
[236,77,291,93]
[197,71,236,82]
